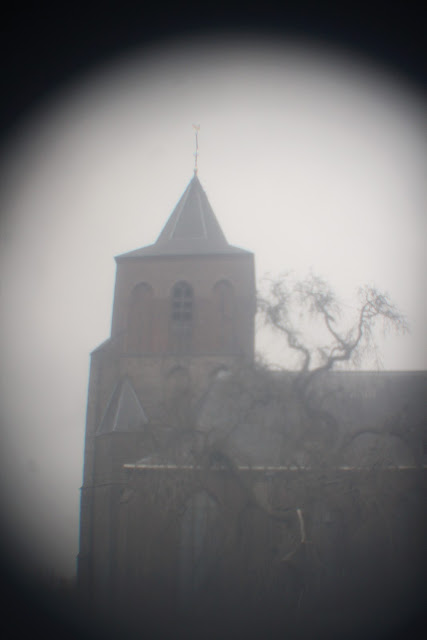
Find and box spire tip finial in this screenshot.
[192,124,200,175]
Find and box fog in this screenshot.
[0,34,425,579]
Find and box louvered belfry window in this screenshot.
[172,282,193,327]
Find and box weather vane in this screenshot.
[192,124,200,175]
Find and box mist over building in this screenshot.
[78,171,426,639]
[0,17,425,637]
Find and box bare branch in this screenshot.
[258,273,409,382]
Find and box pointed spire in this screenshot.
[155,174,227,247]
[117,174,251,259]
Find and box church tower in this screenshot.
[78,172,256,611]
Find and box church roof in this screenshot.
[117,174,251,259]
[124,369,427,470]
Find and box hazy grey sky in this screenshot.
[0,34,425,577]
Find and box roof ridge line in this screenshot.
[168,180,192,241]
[196,187,208,239]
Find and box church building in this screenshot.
[78,171,426,639]
[78,172,257,623]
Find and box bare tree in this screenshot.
[258,271,408,375]
[257,272,409,429]
[119,273,420,638]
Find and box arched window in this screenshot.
[170,281,193,353]
[213,280,236,352]
[126,282,153,353]
[171,281,193,326]
[180,491,221,604]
